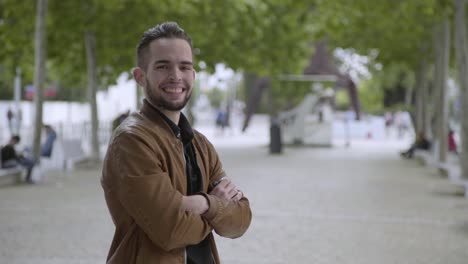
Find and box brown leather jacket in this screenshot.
[101,102,252,263]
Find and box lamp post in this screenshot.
[14,67,22,133]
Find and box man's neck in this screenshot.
[146,102,180,124]
[160,108,180,125]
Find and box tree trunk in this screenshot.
[85,31,100,161]
[414,53,428,134]
[433,19,450,163]
[454,0,468,179]
[242,74,269,132]
[31,0,47,161]
[424,67,435,139]
[404,85,413,109]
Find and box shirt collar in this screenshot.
[142,99,194,145]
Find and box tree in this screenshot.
[453,0,468,179]
[31,0,47,161]
[0,1,35,99]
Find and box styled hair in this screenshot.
[136,22,193,69]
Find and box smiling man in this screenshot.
[101,22,252,264]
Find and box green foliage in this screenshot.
[0,79,13,99]
[1,0,319,101]
[2,0,457,107]
[335,89,350,110]
[357,79,384,114]
[313,0,440,69]
[273,79,314,110]
[0,0,35,97]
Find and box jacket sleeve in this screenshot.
[109,132,212,251]
[198,136,252,238]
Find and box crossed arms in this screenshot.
[107,133,251,251]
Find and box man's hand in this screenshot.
[181,195,209,215]
[209,178,243,202]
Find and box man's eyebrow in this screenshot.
[154,60,170,64]
[153,60,193,66]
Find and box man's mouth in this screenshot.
[162,87,185,94]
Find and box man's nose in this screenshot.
[168,67,182,81]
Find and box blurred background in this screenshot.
[0,0,465,159]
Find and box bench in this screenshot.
[414,150,436,166]
[414,150,460,176]
[62,139,88,171]
[0,167,23,185]
[414,149,468,197]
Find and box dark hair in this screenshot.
[11,135,20,143]
[136,22,192,69]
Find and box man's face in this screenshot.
[138,38,195,112]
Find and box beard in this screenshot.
[145,78,192,111]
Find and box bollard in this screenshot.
[269,119,282,154]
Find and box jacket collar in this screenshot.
[140,99,194,145]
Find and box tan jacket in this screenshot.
[101,102,252,264]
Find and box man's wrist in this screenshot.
[196,193,210,214]
[182,194,209,215]
[198,193,219,221]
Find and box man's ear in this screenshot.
[132,67,146,87]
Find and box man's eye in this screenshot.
[156,65,167,69]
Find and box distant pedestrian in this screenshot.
[384,111,394,138]
[215,108,227,135]
[6,108,14,134]
[448,129,458,154]
[396,111,411,139]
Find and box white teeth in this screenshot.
[164,88,183,93]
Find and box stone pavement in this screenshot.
[1,138,468,264]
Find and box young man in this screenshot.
[101,22,252,263]
[1,135,35,183]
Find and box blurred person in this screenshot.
[111,110,130,131]
[22,125,57,158]
[6,108,13,134]
[215,107,227,135]
[1,135,36,183]
[448,129,458,154]
[101,22,251,264]
[400,131,431,158]
[41,124,57,157]
[396,111,412,139]
[384,111,394,138]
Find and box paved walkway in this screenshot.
[1,137,468,264]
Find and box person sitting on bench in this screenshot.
[41,125,57,157]
[400,131,431,159]
[1,135,36,183]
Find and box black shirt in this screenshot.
[1,144,18,165]
[149,103,214,264]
